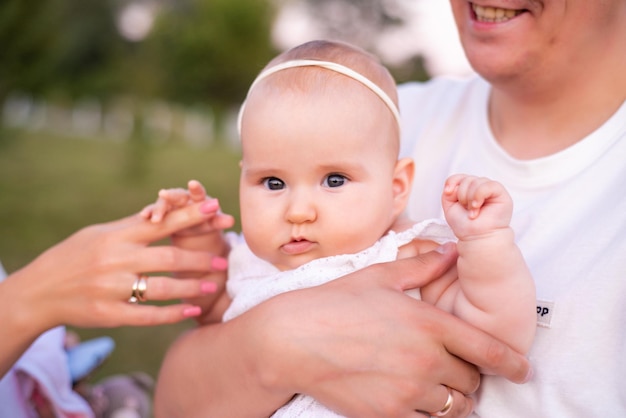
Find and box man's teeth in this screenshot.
[472,4,521,22]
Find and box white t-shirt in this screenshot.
[398,76,626,417]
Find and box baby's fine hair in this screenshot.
[264,39,399,110]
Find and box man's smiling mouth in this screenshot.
[471,3,524,23]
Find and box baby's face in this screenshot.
[239,80,402,271]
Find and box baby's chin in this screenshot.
[273,242,381,271]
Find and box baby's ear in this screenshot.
[391,157,414,217]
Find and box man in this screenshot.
[156,1,626,416]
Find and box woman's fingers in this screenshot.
[126,200,220,243]
[133,275,217,301]
[100,275,219,326]
[13,202,229,331]
[170,211,235,238]
[129,246,225,274]
[111,302,205,326]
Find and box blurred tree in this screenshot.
[0,0,425,126]
[50,0,126,99]
[0,0,125,102]
[0,0,276,108]
[146,0,277,109]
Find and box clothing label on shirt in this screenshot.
[536,300,554,328]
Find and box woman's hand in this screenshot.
[140,179,235,242]
[140,179,235,324]
[0,200,230,378]
[5,200,227,332]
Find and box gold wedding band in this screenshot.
[128,275,149,303]
[431,386,454,417]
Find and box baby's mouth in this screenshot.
[471,3,525,23]
[281,238,315,255]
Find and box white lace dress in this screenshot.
[223,219,455,417]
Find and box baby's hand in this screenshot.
[441,174,513,239]
[140,179,235,238]
[141,179,208,223]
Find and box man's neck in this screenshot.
[487,55,626,160]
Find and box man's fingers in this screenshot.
[397,303,481,397]
[441,316,532,384]
[441,389,473,418]
[415,387,473,418]
[382,242,458,291]
[435,343,481,395]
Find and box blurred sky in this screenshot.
[272,0,474,77]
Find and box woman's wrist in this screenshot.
[3,270,53,333]
[0,274,53,377]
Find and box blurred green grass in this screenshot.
[0,127,241,382]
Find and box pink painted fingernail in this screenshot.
[199,199,219,214]
[183,306,202,317]
[211,256,228,270]
[201,281,218,293]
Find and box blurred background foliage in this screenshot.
[0,130,242,384]
[0,0,432,395]
[0,0,278,106]
[0,0,428,106]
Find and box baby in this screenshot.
[143,40,536,417]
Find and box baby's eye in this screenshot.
[263,177,285,190]
[323,174,347,188]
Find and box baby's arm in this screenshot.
[141,180,235,324]
[424,175,536,355]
